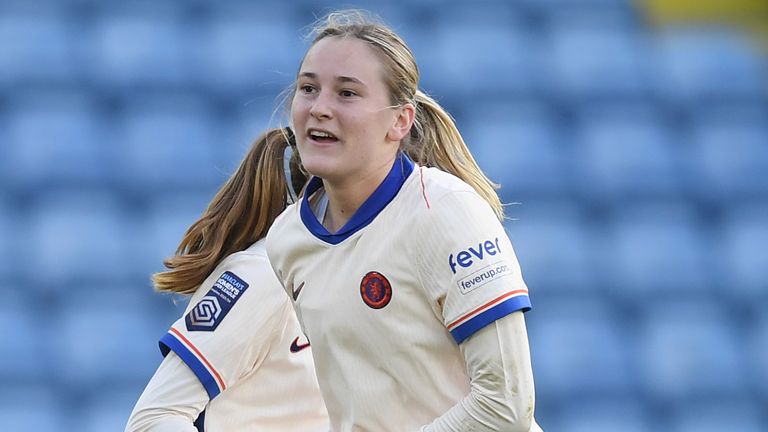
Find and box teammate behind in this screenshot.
[266,10,543,432]
[126,129,328,432]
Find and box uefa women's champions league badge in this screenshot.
[360,271,392,309]
[186,271,249,331]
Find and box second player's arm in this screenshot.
[125,352,209,432]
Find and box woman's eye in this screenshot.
[340,90,357,97]
[299,84,316,94]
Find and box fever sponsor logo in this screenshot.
[448,237,501,274]
[457,261,512,294]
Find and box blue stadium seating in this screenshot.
[0,9,79,85]
[86,6,196,89]
[600,203,712,301]
[526,298,633,398]
[0,291,50,381]
[504,202,596,295]
[198,5,304,95]
[463,101,568,199]
[0,202,12,281]
[655,28,768,103]
[670,398,766,432]
[0,384,63,432]
[542,20,653,100]
[689,105,768,201]
[55,290,168,389]
[130,192,217,279]
[24,190,133,288]
[216,99,286,171]
[748,316,768,401]
[113,94,221,195]
[552,397,651,432]
[423,17,538,96]
[571,104,683,202]
[636,302,746,402]
[77,386,148,432]
[718,205,768,303]
[4,90,108,191]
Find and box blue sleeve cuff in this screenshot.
[159,331,225,399]
[449,295,532,344]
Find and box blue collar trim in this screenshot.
[300,153,414,245]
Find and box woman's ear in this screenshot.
[387,103,416,142]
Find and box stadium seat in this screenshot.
[541,20,653,100]
[520,0,636,14]
[526,298,633,399]
[113,94,221,195]
[86,6,195,88]
[504,202,596,295]
[130,192,216,280]
[0,202,12,281]
[0,9,79,86]
[571,104,683,202]
[55,290,168,389]
[425,18,539,96]
[718,205,768,304]
[0,384,63,432]
[670,398,766,432]
[216,99,286,172]
[636,302,746,402]
[600,203,712,301]
[654,28,768,103]
[4,91,108,191]
[0,291,50,381]
[77,385,149,432]
[748,315,768,401]
[552,397,652,432]
[24,190,133,289]
[688,105,768,201]
[462,102,568,200]
[198,5,303,95]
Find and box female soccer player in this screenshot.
[266,10,543,432]
[126,129,328,432]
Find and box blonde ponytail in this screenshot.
[152,128,305,294]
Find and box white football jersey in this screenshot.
[267,155,532,431]
[158,240,328,431]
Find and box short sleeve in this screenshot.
[158,254,292,399]
[413,190,531,344]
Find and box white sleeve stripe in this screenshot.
[159,328,227,399]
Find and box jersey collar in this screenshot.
[300,152,415,244]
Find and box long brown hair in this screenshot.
[153,128,305,294]
[294,10,504,220]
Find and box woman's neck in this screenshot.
[321,155,396,233]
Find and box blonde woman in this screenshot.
[267,10,543,432]
[126,129,328,432]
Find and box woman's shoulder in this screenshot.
[407,165,482,210]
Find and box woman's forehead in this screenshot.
[300,37,384,81]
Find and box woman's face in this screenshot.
[291,36,408,185]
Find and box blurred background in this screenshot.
[1,0,767,430]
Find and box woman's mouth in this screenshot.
[308,128,339,144]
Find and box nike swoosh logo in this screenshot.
[292,281,305,301]
[290,336,311,353]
